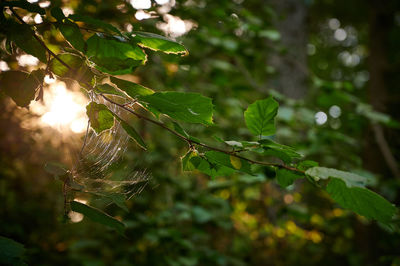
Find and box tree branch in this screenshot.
[9,8,303,174]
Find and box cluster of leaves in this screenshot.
[0,0,397,236]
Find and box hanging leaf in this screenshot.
[181,150,197,171]
[110,76,154,98]
[131,31,188,55]
[258,139,302,164]
[326,178,396,223]
[275,168,304,188]
[86,102,114,134]
[49,53,93,85]
[110,112,147,150]
[70,201,125,234]
[7,22,47,63]
[139,92,214,125]
[86,33,146,75]
[244,97,279,137]
[305,167,374,187]
[68,14,122,35]
[44,162,68,177]
[0,70,44,107]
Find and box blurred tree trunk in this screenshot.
[364,0,399,178]
[268,0,309,99]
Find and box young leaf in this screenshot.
[326,178,396,223]
[0,236,26,265]
[68,14,122,35]
[86,33,146,75]
[275,168,304,188]
[70,201,125,234]
[181,150,197,171]
[140,92,214,125]
[86,102,114,134]
[244,97,279,137]
[0,70,43,107]
[305,167,374,187]
[110,76,154,98]
[131,31,188,55]
[57,20,86,52]
[258,138,302,164]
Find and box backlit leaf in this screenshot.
[110,76,154,98]
[140,92,214,125]
[131,31,188,55]
[0,70,44,107]
[258,138,302,164]
[86,102,114,134]
[86,33,146,75]
[49,53,93,85]
[70,201,125,234]
[57,20,86,52]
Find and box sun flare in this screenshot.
[30,79,88,133]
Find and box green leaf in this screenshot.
[68,14,122,35]
[326,178,396,223]
[189,156,235,178]
[111,113,147,150]
[92,192,129,212]
[181,150,197,171]
[205,151,252,175]
[275,168,304,188]
[86,102,114,134]
[140,92,214,125]
[244,97,279,137]
[131,31,188,55]
[2,0,45,14]
[0,70,43,107]
[86,33,146,75]
[49,53,93,85]
[44,162,68,176]
[110,76,154,98]
[258,139,302,164]
[305,167,374,187]
[0,236,26,265]
[57,20,86,52]
[7,23,47,63]
[94,84,126,98]
[70,201,125,234]
[297,160,319,171]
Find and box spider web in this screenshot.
[71,96,149,200]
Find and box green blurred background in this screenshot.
[1,0,400,265]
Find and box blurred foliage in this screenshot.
[1,0,400,265]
